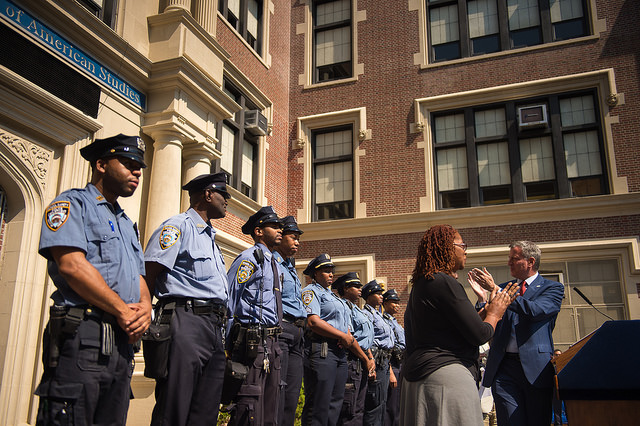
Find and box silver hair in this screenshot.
[510,240,541,270]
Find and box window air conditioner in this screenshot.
[517,104,548,129]
[245,110,268,136]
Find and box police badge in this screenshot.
[302,290,314,306]
[159,225,180,250]
[237,260,256,284]
[45,201,70,231]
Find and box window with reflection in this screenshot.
[219,0,263,54]
[433,89,606,209]
[427,0,589,62]
[77,0,118,28]
[313,0,353,83]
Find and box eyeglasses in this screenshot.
[453,243,468,252]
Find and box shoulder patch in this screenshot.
[159,225,180,249]
[45,201,70,231]
[302,290,314,306]
[237,260,256,284]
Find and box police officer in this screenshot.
[35,134,151,425]
[274,216,306,426]
[143,173,230,425]
[301,255,374,426]
[227,206,284,426]
[362,279,395,426]
[333,272,376,426]
[382,289,405,426]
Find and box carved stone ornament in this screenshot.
[607,93,618,107]
[358,129,367,140]
[414,122,425,132]
[1,131,51,189]
[295,138,305,149]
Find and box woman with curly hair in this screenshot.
[400,225,518,426]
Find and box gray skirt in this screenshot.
[399,363,483,426]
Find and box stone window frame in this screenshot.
[296,0,366,89]
[295,107,371,223]
[409,0,606,69]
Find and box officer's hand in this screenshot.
[123,302,152,341]
[338,332,354,349]
[389,367,398,388]
[366,358,376,378]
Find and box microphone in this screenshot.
[573,287,614,321]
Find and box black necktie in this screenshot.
[271,256,283,323]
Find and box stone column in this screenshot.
[181,140,219,211]
[193,0,217,34]
[165,0,191,12]
[144,130,184,238]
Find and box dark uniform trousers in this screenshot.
[278,320,305,425]
[151,305,225,426]
[230,334,281,426]
[338,353,368,426]
[384,362,402,426]
[302,340,348,426]
[36,314,133,426]
[364,350,391,426]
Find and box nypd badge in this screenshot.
[302,290,314,306]
[45,201,70,231]
[160,225,180,250]
[237,260,256,284]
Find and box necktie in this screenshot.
[271,257,283,323]
[520,280,527,296]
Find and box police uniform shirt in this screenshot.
[346,301,374,351]
[227,243,279,326]
[363,305,395,350]
[274,251,307,320]
[383,314,406,350]
[144,208,228,301]
[302,282,350,333]
[39,184,144,306]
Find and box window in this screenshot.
[215,80,260,199]
[77,0,118,29]
[312,125,354,220]
[462,258,626,350]
[219,0,263,54]
[427,0,589,62]
[433,90,606,209]
[313,0,352,83]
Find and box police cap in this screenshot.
[383,289,400,302]
[182,172,230,199]
[332,271,361,294]
[241,206,282,234]
[281,216,303,234]
[362,279,384,299]
[80,134,146,167]
[303,253,335,276]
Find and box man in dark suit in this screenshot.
[469,241,564,426]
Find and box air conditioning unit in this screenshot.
[245,110,268,136]
[517,104,548,129]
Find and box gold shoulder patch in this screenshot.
[160,225,180,250]
[45,201,70,231]
[302,290,314,306]
[237,260,256,284]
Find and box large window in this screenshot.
[433,90,606,209]
[77,0,118,28]
[313,0,353,83]
[219,0,263,54]
[428,0,589,62]
[462,258,626,350]
[312,125,354,220]
[215,80,260,200]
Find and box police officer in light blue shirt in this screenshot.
[274,216,307,426]
[382,289,406,426]
[144,172,230,426]
[226,206,284,426]
[333,272,376,426]
[362,279,396,426]
[301,255,373,426]
[35,134,151,425]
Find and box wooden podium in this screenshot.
[555,320,640,425]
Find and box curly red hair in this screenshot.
[411,224,458,282]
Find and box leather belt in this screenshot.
[283,314,306,328]
[504,352,520,360]
[239,325,282,338]
[162,297,227,317]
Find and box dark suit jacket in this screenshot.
[482,274,564,388]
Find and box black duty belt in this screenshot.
[504,352,520,360]
[239,325,282,338]
[162,297,227,317]
[282,314,306,328]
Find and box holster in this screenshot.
[46,305,83,368]
[142,302,174,379]
[220,359,249,406]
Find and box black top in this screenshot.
[403,272,494,382]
